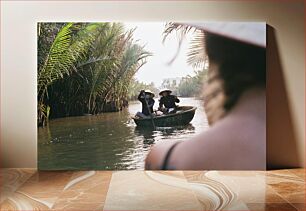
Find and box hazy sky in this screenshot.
[124,22,195,88]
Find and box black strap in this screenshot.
[161,142,181,170]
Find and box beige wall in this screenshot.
[1,1,304,168]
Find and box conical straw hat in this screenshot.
[159,89,172,96]
[179,22,266,48]
[144,90,155,97]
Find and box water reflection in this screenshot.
[38,98,208,170]
[134,124,196,147]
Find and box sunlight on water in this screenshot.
[38,98,209,170]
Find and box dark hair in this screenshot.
[205,32,266,111]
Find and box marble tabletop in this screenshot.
[0,169,304,210]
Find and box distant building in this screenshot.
[160,77,182,89]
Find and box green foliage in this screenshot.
[177,69,207,97]
[128,80,159,100]
[37,22,151,126]
[158,70,207,97]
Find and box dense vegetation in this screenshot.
[38,22,151,126]
[127,79,159,100]
[177,70,207,97]
[160,69,207,97]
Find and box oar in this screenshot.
[142,92,156,129]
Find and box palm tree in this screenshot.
[37,22,151,125]
[163,22,208,70]
[37,23,104,125]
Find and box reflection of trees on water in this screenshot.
[158,124,195,134]
[38,111,143,170]
[134,124,195,148]
[134,126,155,147]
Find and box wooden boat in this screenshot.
[132,106,197,127]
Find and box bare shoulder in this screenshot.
[145,141,178,170]
[145,89,266,170]
[167,114,266,170]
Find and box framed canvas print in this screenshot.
[37,22,266,170]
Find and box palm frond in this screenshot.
[163,22,207,68]
[187,30,208,69]
[38,23,74,95]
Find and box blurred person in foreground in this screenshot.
[145,22,266,170]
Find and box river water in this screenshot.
[38,98,209,170]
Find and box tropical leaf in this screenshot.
[163,22,208,69]
[187,30,208,69]
[38,22,152,125]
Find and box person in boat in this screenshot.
[145,22,266,170]
[136,90,155,118]
[158,89,180,114]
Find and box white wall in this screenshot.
[1,1,304,167]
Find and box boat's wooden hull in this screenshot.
[132,106,197,127]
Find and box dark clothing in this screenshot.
[138,93,155,116]
[159,95,180,109]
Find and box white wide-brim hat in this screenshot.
[178,22,266,48]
